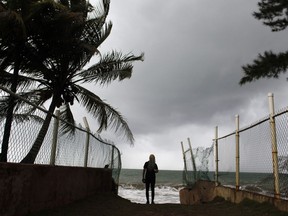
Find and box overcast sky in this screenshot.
[80,0,288,170]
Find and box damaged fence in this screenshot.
[182,93,288,199]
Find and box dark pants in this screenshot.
[145,180,155,203]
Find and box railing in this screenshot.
[182,93,288,199]
[0,86,122,186]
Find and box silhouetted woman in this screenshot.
[142,154,158,204]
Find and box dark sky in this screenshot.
[80,0,288,170]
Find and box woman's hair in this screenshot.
[149,154,155,163]
[148,154,156,170]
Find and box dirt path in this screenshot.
[28,193,288,216]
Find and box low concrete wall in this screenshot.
[180,180,288,212]
[215,185,288,212]
[0,162,112,216]
[179,181,216,204]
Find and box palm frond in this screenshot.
[81,19,112,50]
[0,113,44,123]
[0,88,52,115]
[58,103,76,136]
[92,0,110,30]
[0,54,14,71]
[0,9,26,41]
[76,51,144,85]
[18,88,52,106]
[75,84,134,143]
[63,21,113,74]
[19,44,54,78]
[28,0,67,21]
[0,71,38,90]
[0,95,10,114]
[66,20,113,73]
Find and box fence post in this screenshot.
[214,126,219,186]
[187,137,197,181]
[50,109,60,165]
[268,93,280,199]
[83,117,90,168]
[181,141,188,184]
[235,115,240,190]
[111,145,115,169]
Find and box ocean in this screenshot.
[118,169,184,204]
[118,169,288,204]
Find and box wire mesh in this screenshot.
[182,148,195,186]
[214,107,288,199]
[193,146,214,180]
[238,118,274,195]
[181,100,288,199]
[56,127,87,167]
[0,87,122,188]
[182,142,214,187]
[215,134,236,187]
[274,108,288,197]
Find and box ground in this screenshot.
[28,193,288,216]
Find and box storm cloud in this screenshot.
[78,0,288,170]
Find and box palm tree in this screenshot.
[0,0,33,162]
[0,0,70,161]
[15,0,143,163]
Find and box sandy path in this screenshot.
[28,193,288,216]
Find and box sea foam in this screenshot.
[118,185,182,204]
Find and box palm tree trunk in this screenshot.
[21,98,57,164]
[0,58,20,162]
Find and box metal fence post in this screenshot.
[50,109,60,165]
[187,137,197,181]
[235,115,240,190]
[214,126,219,186]
[111,145,115,169]
[181,141,188,184]
[268,93,280,199]
[83,117,90,168]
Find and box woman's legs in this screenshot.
[145,182,150,204]
[146,180,156,204]
[151,181,155,204]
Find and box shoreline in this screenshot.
[118,185,181,204]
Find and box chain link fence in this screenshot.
[213,95,288,199]
[181,138,213,187]
[182,93,288,199]
[0,86,122,187]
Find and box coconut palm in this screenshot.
[14,0,143,163]
[0,0,35,162]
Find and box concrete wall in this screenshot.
[215,185,288,212]
[179,181,216,204]
[0,162,112,216]
[180,180,288,212]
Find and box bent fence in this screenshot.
[182,93,288,199]
[0,86,121,185]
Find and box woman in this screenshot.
[142,154,158,204]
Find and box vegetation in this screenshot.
[240,0,288,85]
[0,0,38,162]
[0,0,143,163]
